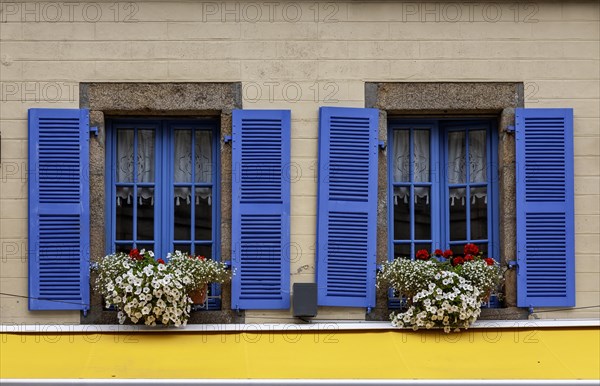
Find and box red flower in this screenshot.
[452,257,465,266]
[157,258,165,264]
[197,255,206,261]
[464,243,479,256]
[464,254,474,262]
[415,249,429,260]
[484,258,495,266]
[434,249,443,257]
[129,248,141,261]
[443,249,453,259]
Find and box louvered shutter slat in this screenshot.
[317,107,378,308]
[231,110,291,310]
[28,108,90,311]
[516,108,575,307]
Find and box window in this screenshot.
[106,118,221,308]
[388,119,499,260]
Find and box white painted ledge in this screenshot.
[1,379,599,385]
[1,319,598,333]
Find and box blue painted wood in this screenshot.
[231,110,291,310]
[28,108,90,311]
[516,108,575,307]
[317,107,379,308]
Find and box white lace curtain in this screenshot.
[393,130,487,206]
[116,130,212,206]
[173,131,213,206]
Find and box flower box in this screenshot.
[92,249,232,326]
[378,243,503,333]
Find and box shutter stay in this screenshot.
[506,125,515,133]
[378,140,386,150]
[90,126,99,136]
[223,135,232,144]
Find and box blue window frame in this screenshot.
[106,118,221,310]
[388,118,499,305]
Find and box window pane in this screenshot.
[449,187,467,241]
[447,131,466,184]
[174,187,191,240]
[450,244,463,255]
[116,129,134,182]
[393,187,410,240]
[174,130,192,182]
[195,188,212,241]
[137,243,154,253]
[195,131,213,183]
[137,130,155,183]
[116,186,133,240]
[469,130,487,183]
[414,187,431,240]
[137,187,154,240]
[393,244,411,259]
[194,244,212,260]
[392,130,409,182]
[470,186,488,240]
[173,244,191,255]
[413,130,430,182]
[115,244,132,254]
[476,243,488,257]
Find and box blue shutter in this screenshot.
[516,108,575,307]
[316,107,379,307]
[28,108,90,311]
[231,110,291,310]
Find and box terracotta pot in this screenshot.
[189,284,208,304]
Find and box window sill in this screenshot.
[4,319,598,333]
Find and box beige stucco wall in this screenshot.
[0,0,598,324]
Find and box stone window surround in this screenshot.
[365,82,529,321]
[80,82,244,324]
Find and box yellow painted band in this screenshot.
[1,328,599,379]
